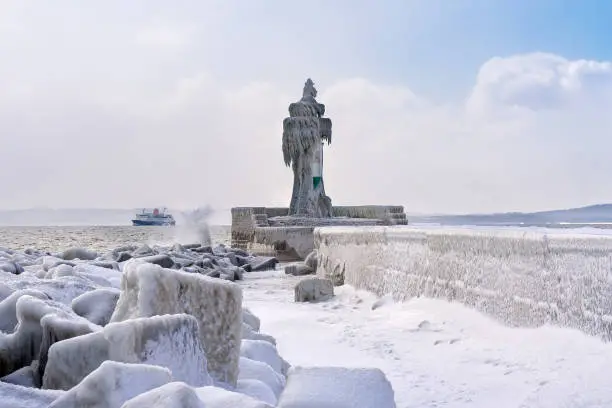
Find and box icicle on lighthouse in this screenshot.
[281,79,333,217]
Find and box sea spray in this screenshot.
[176,206,214,246]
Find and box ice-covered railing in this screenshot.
[315,226,612,340]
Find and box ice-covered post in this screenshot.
[282,79,333,217]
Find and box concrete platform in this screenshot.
[230,206,407,261]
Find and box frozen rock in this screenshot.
[195,385,273,408]
[114,252,133,263]
[0,283,13,302]
[0,382,64,408]
[48,361,172,408]
[138,255,175,269]
[238,357,285,398]
[71,288,120,326]
[237,379,277,406]
[110,261,242,386]
[249,256,279,272]
[41,257,76,272]
[43,314,211,390]
[0,295,97,378]
[0,289,50,333]
[242,308,261,332]
[45,264,75,279]
[34,313,99,386]
[242,323,277,345]
[120,382,204,408]
[284,263,314,276]
[0,365,36,387]
[294,278,334,302]
[0,261,24,275]
[277,367,396,408]
[240,339,284,375]
[132,244,155,257]
[4,274,99,305]
[304,250,318,271]
[61,247,98,261]
[73,264,122,288]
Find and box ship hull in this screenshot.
[132,219,175,226]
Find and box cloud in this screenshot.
[134,21,198,48]
[2,49,612,220]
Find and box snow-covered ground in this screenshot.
[242,270,612,408]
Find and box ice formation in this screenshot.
[315,225,612,339]
[282,79,333,217]
[110,261,243,385]
[277,367,396,408]
[43,314,211,389]
[0,240,397,407]
[48,361,172,408]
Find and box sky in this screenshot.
[2,0,612,216]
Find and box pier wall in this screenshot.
[315,226,612,340]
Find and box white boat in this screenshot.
[131,207,176,226]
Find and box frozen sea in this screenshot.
[2,225,612,407]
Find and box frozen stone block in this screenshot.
[242,323,276,345]
[60,247,98,261]
[195,385,274,408]
[43,314,212,390]
[48,361,172,408]
[110,261,242,386]
[120,382,204,408]
[71,288,120,326]
[242,307,261,332]
[240,339,284,375]
[238,357,286,398]
[0,289,49,333]
[294,278,334,302]
[0,295,98,378]
[0,382,64,408]
[277,367,396,408]
[285,263,314,276]
[237,379,277,406]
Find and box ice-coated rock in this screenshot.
[72,264,123,288]
[34,313,100,386]
[284,263,314,276]
[110,261,242,386]
[43,314,211,390]
[0,289,49,333]
[242,308,261,332]
[61,247,98,261]
[48,361,172,408]
[249,256,279,272]
[0,283,13,302]
[0,261,24,275]
[71,288,120,326]
[138,254,175,269]
[120,382,204,408]
[0,382,64,408]
[3,273,99,305]
[277,367,396,408]
[242,323,277,345]
[132,244,156,257]
[238,357,285,398]
[240,339,284,376]
[195,385,273,408]
[237,379,277,406]
[0,365,36,387]
[0,295,98,378]
[294,278,334,302]
[304,250,318,271]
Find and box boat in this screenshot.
[131,207,176,226]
